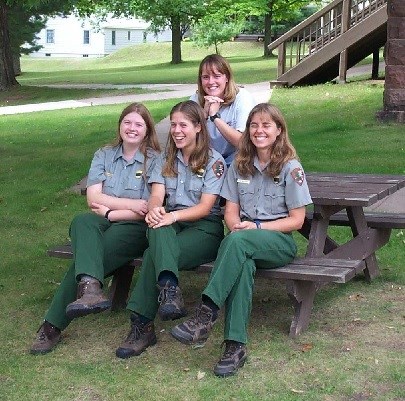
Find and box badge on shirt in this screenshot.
[135,170,143,179]
[291,167,305,186]
[237,179,250,184]
[212,160,224,178]
[196,168,205,178]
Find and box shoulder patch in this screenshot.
[291,167,305,186]
[212,160,225,178]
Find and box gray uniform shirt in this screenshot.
[87,145,159,200]
[190,88,255,165]
[149,149,227,216]
[221,158,312,221]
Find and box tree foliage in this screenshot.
[192,16,244,54]
[0,0,79,90]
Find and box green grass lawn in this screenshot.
[0,45,403,401]
[1,41,381,107]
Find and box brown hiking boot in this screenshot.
[65,276,111,320]
[170,303,217,345]
[115,314,157,359]
[213,341,247,377]
[157,281,187,321]
[30,321,61,355]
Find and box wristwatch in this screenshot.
[210,112,221,122]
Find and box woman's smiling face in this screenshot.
[249,112,281,151]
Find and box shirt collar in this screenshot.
[114,144,145,164]
[253,156,269,172]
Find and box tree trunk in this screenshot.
[171,16,182,64]
[13,53,21,76]
[263,8,273,58]
[0,0,18,90]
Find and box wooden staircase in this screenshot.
[268,0,387,87]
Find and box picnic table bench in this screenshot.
[47,173,405,337]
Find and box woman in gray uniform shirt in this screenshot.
[171,103,312,377]
[30,103,161,355]
[115,100,226,359]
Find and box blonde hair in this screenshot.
[163,100,211,177]
[235,103,297,178]
[196,54,239,106]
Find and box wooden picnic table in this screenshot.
[48,172,405,338]
[302,173,405,280]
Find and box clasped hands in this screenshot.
[204,95,223,118]
[145,206,174,228]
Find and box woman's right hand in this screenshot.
[145,206,166,227]
[131,199,148,216]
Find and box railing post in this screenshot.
[338,0,351,83]
[277,42,286,76]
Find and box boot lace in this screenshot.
[187,305,213,329]
[157,284,177,305]
[219,341,242,361]
[125,322,143,344]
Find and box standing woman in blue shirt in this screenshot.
[190,54,255,165]
[171,103,312,377]
[30,103,161,355]
[115,100,226,359]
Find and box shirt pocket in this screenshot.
[125,176,144,198]
[265,184,287,214]
[237,181,256,205]
[103,172,117,190]
[186,177,203,194]
[165,178,178,199]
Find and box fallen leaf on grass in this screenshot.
[291,388,305,394]
[40,207,47,212]
[349,293,364,301]
[197,371,205,380]
[301,343,313,352]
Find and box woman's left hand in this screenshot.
[231,221,256,232]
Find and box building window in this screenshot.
[83,30,90,44]
[112,31,116,45]
[46,30,55,44]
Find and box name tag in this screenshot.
[237,179,250,184]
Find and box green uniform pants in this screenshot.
[45,212,149,330]
[126,216,224,320]
[202,229,297,344]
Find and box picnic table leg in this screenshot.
[108,265,135,311]
[346,207,379,281]
[286,280,317,337]
[306,205,343,257]
[299,217,339,254]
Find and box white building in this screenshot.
[31,14,172,58]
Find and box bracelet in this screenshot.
[254,219,261,229]
[170,211,178,223]
[105,209,112,221]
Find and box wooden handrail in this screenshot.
[268,0,344,51]
[268,0,387,80]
